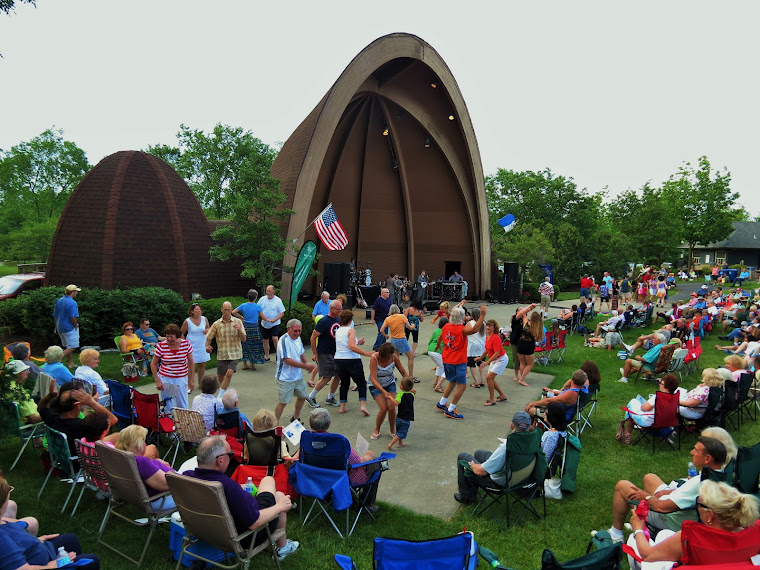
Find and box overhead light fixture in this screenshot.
[430,82,437,88]
[424,138,431,148]
[448,115,455,121]
[382,127,389,136]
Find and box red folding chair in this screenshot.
[679,519,760,567]
[131,389,178,465]
[535,331,553,365]
[631,390,680,452]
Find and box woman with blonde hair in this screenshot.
[679,367,724,419]
[626,480,760,569]
[75,348,109,407]
[116,425,176,509]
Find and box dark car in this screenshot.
[0,273,45,301]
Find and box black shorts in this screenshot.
[261,325,280,340]
[601,296,610,302]
[405,327,419,343]
[467,356,480,368]
[249,491,279,548]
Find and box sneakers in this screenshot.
[324,397,340,407]
[444,407,464,419]
[276,539,299,561]
[435,402,447,412]
[617,378,628,383]
[305,397,319,408]
[454,493,475,504]
[619,367,625,376]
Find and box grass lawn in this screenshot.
[2,315,759,569]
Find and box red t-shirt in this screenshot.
[441,323,467,365]
[580,277,593,289]
[484,334,506,360]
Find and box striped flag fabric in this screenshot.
[314,204,348,251]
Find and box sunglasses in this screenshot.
[216,451,235,460]
[125,327,134,331]
[696,497,710,510]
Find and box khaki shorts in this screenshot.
[630,360,644,370]
[276,378,309,404]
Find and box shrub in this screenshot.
[193,297,248,324]
[286,301,315,344]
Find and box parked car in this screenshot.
[0,273,45,301]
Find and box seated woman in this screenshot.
[115,425,176,509]
[0,475,101,569]
[41,345,73,392]
[245,408,292,464]
[74,348,110,408]
[679,368,724,420]
[626,480,760,570]
[617,374,680,444]
[559,359,600,393]
[119,321,150,375]
[554,305,576,329]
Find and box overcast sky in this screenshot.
[1,1,757,216]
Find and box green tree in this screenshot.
[0,128,90,220]
[0,0,35,14]
[491,223,554,284]
[661,156,740,269]
[0,217,58,261]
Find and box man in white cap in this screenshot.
[52,284,80,369]
[3,360,41,424]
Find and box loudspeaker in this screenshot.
[505,262,519,283]
[507,283,520,303]
[344,293,355,308]
[323,262,351,296]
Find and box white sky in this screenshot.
[1,1,758,216]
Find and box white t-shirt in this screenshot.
[258,295,286,329]
[467,322,486,357]
[275,334,305,382]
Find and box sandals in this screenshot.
[495,396,508,403]
[483,401,496,406]
[370,432,381,440]
[470,383,482,388]
[434,387,444,393]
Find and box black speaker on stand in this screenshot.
[323,262,351,297]
[499,262,520,303]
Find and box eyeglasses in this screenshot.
[216,451,234,460]
[125,328,134,331]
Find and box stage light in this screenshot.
[430,82,437,88]
[424,138,430,148]
[448,115,455,120]
[382,127,389,136]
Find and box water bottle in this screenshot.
[243,476,257,496]
[687,461,698,478]
[56,547,71,567]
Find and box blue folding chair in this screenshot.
[335,532,478,569]
[105,379,133,430]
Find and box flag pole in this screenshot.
[289,203,333,247]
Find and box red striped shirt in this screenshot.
[155,339,192,378]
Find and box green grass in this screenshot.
[3,316,759,569]
[0,262,23,277]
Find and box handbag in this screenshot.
[544,477,562,500]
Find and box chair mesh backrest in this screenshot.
[165,472,241,555]
[652,391,679,429]
[75,439,109,493]
[722,381,739,412]
[95,442,154,510]
[668,349,688,371]
[173,408,207,444]
[132,390,160,431]
[372,534,473,569]
[45,426,78,478]
[215,409,240,438]
[680,519,760,565]
[653,344,677,373]
[734,443,760,495]
[541,543,622,570]
[300,431,351,470]
[243,425,282,466]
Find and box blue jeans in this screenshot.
[727,328,744,340]
[373,321,388,350]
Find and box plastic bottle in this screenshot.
[687,461,698,478]
[56,547,71,567]
[243,476,257,496]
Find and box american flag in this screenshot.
[314,204,348,251]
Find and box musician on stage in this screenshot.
[388,274,403,306]
[417,270,429,302]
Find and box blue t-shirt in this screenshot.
[235,302,263,327]
[0,521,56,567]
[135,327,160,344]
[53,295,78,333]
[314,315,339,355]
[312,300,331,318]
[42,361,74,387]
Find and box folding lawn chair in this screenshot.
[550,330,568,363]
[37,426,83,513]
[166,472,284,570]
[71,439,110,527]
[733,443,760,499]
[476,541,622,570]
[667,347,688,381]
[7,401,45,471]
[96,442,177,566]
[335,532,478,570]
[678,519,760,567]
[105,379,133,430]
[534,332,553,366]
[633,343,676,383]
[631,390,679,452]
[132,388,178,465]
[35,371,54,400]
[172,407,207,463]
[568,383,598,439]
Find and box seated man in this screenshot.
[215,388,252,433]
[623,325,672,355]
[601,436,727,541]
[8,343,41,380]
[304,408,379,512]
[654,303,679,325]
[593,310,624,337]
[134,318,164,346]
[184,436,299,561]
[454,411,533,503]
[618,332,666,383]
[38,381,119,455]
[525,369,586,422]
[585,330,625,351]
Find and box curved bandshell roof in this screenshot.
[272,33,490,296]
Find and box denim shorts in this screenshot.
[444,362,467,384]
[395,417,411,439]
[369,381,396,400]
[391,337,412,354]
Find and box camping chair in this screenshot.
[7,401,45,471]
[132,388,178,464]
[534,332,553,366]
[463,429,547,527]
[569,383,598,439]
[718,380,740,431]
[679,385,724,441]
[335,532,478,570]
[165,472,284,570]
[631,390,680,452]
[633,343,677,383]
[735,372,756,425]
[95,441,177,566]
[475,542,622,570]
[733,443,760,499]
[105,379,133,430]
[683,337,702,375]
[215,409,242,438]
[667,347,688,381]
[114,335,139,365]
[71,439,110,527]
[236,425,293,495]
[550,330,568,363]
[37,426,83,513]
[678,519,760,567]
[35,371,54,400]
[172,407,207,462]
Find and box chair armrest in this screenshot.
[350,451,396,469]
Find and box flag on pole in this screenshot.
[314,204,348,251]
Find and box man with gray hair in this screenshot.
[205,301,246,394]
[455,411,534,503]
[185,436,299,561]
[538,277,554,319]
[274,319,316,423]
[312,291,331,321]
[215,388,252,433]
[618,332,666,383]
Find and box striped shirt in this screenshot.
[154,339,192,378]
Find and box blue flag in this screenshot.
[497,213,516,232]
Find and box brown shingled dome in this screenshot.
[47,150,250,299]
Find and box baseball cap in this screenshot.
[65,284,81,293]
[512,411,532,430]
[5,360,30,374]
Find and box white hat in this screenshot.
[5,360,30,374]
